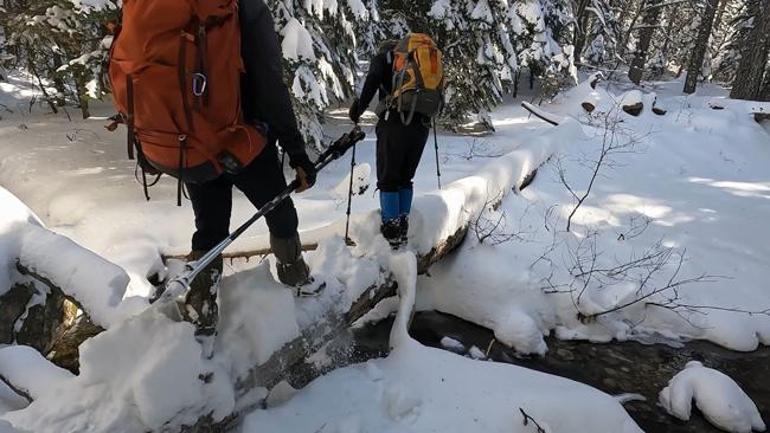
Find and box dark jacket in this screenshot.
[239,0,306,161]
[356,50,393,117]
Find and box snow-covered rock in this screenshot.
[659,361,766,433]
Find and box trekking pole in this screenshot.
[433,118,442,190]
[160,127,366,303]
[344,142,357,244]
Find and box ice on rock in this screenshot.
[659,361,766,433]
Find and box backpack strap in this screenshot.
[177,33,194,133]
[126,75,135,160]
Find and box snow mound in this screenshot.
[0,346,73,400]
[242,342,642,433]
[1,310,234,432]
[659,361,766,433]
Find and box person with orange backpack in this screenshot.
[349,33,444,249]
[108,0,318,337]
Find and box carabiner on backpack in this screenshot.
[192,72,207,97]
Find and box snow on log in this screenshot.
[521,101,563,126]
[0,187,128,330]
[14,227,127,329]
[0,346,73,402]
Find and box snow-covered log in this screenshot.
[0,187,128,371]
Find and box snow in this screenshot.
[659,361,766,432]
[281,18,316,62]
[2,309,235,432]
[241,253,643,433]
[0,346,72,400]
[0,188,42,297]
[439,336,465,353]
[417,78,770,353]
[1,72,769,431]
[0,186,130,327]
[0,381,27,416]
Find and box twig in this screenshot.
[519,408,547,433]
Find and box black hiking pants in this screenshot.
[186,143,298,252]
[376,113,431,192]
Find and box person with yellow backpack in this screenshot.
[349,32,444,249]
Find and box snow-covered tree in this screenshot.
[0,0,116,118]
[266,0,379,148]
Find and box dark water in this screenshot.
[351,311,770,433]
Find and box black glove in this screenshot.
[348,99,361,124]
[289,152,317,192]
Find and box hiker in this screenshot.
[108,0,317,336]
[348,33,444,248]
[182,0,321,335]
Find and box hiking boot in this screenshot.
[181,251,223,340]
[398,214,409,247]
[271,233,311,286]
[381,218,403,250]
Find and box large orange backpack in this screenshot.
[388,33,444,125]
[108,0,266,198]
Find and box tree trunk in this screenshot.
[684,0,720,94]
[629,0,663,85]
[730,0,770,100]
[74,71,90,119]
[572,0,592,65]
[761,65,770,101]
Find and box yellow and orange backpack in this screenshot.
[388,33,444,124]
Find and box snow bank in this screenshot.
[659,361,766,433]
[1,309,234,432]
[420,82,770,353]
[243,250,641,433]
[0,187,129,328]
[242,333,642,433]
[0,346,72,400]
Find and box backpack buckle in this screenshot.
[192,73,207,96]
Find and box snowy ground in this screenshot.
[1,73,768,432]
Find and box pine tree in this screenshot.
[730,0,770,100]
[265,0,377,148]
[684,0,720,93]
[0,0,116,117]
[628,0,663,84]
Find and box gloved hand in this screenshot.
[289,152,317,193]
[348,99,361,124]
